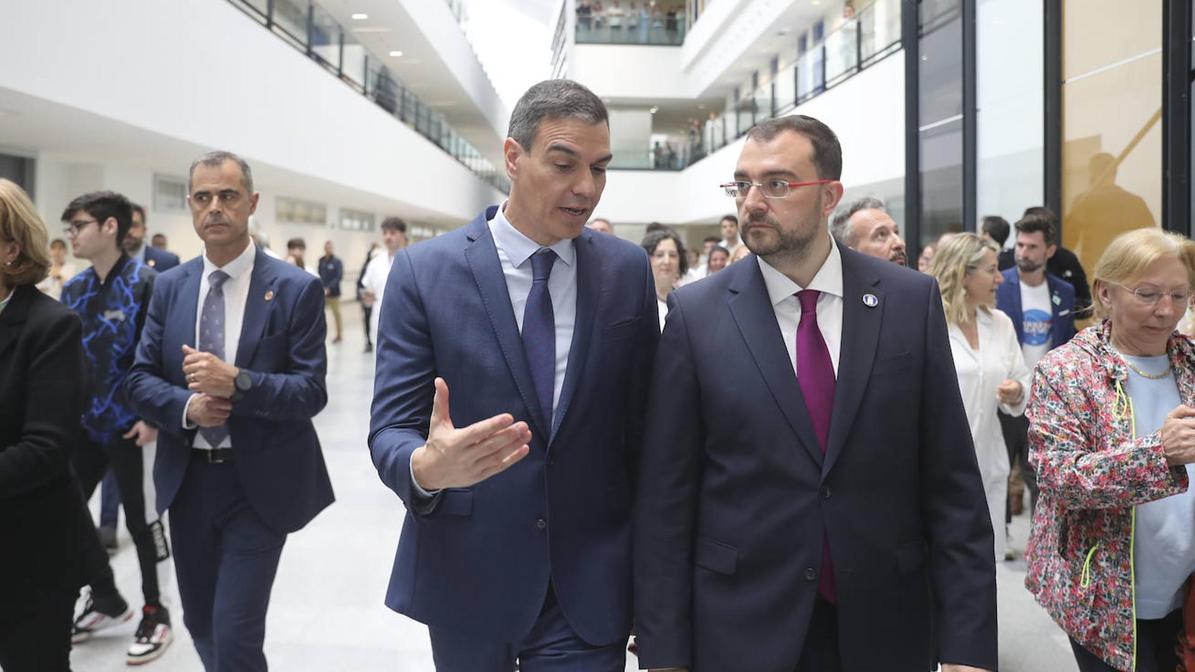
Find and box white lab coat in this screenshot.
[947,307,1030,561]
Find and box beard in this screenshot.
[1016,256,1044,274]
[743,193,823,261]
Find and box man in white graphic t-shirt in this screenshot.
[995,214,1076,541]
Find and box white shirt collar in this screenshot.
[756,233,844,307]
[202,239,256,280]
[490,202,576,268]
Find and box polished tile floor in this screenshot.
[71,308,1075,671]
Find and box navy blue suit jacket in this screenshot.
[634,249,997,671]
[995,268,1077,349]
[125,246,334,534]
[368,207,659,645]
[144,245,180,272]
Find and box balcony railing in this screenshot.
[228,0,511,194]
[575,4,687,45]
[613,0,901,171]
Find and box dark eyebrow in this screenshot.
[546,143,612,165]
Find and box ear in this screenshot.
[503,137,524,181]
[102,216,119,237]
[1046,243,1057,259]
[247,191,260,215]
[1096,281,1113,310]
[822,181,845,217]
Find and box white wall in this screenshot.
[596,51,906,225]
[570,44,691,100]
[0,0,504,226]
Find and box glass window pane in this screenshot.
[824,20,859,83]
[341,33,367,90]
[310,6,340,71]
[272,0,308,48]
[919,7,964,246]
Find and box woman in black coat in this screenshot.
[0,178,98,671]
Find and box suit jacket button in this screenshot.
[536,518,547,530]
[804,567,817,581]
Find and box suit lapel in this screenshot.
[165,261,203,382]
[823,250,882,478]
[236,248,279,368]
[551,230,600,444]
[1006,273,1024,343]
[727,260,823,468]
[463,211,551,439]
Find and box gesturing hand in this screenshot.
[1162,404,1195,466]
[182,344,238,398]
[186,394,233,428]
[410,377,532,491]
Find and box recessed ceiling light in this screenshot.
[389,50,404,57]
[352,12,368,20]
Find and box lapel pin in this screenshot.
[264,289,275,302]
[1052,294,1061,305]
[147,259,156,267]
[862,293,878,308]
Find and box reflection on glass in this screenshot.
[272,0,308,47]
[860,0,901,63]
[310,5,341,72]
[1061,0,1161,276]
[824,21,858,83]
[341,32,368,90]
[918,4,963,246]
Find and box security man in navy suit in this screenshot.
[126,151,334,671]
[369,80,659,671]
[633,116,997,672]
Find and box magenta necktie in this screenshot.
[796,289,836,603]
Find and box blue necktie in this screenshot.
[522,249,557,430]
[198,270,230,448]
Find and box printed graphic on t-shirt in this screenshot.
[1023,309,1052,346]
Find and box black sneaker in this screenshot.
[127,604,174,665]
[72,591,133,643]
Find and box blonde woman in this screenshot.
[1025,228,1195,671]
[929,233,1029,562]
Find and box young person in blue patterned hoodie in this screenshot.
[60,191,174,665]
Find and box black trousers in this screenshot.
[0,585,77,672]
[999,410,1038,520]
[73,434,163,606]
[796,596,841,672]
[1070,609,1182,672]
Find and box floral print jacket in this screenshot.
[1025,321,1195,671]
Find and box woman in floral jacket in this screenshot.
[1025,227,1195,672]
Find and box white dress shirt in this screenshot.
[361,249,395,346]
[756,234,844,377]
[183,240,256,449]
[410,204,578,497]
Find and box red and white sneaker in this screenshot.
[127,604,174,665]
[72,592,133,643]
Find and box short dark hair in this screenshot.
[287,237,306,250]
[981,215,1010,246]
[746,114,843,180]
[1015,213,1058,247]
[708,245,730,260]
[1022,205,1057,224]
[189,150,254,194]
[50,238,67,250]
[645,222,668,234]
[507,79,608,151]
[702,235,721,244]
[131,202,146,225]
[720,214,739,227]
[61,191,133,250]
[381,217,407,233]
[641,228,689,277]
[830,196,886,245]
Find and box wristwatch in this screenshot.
[231,370,252,401]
